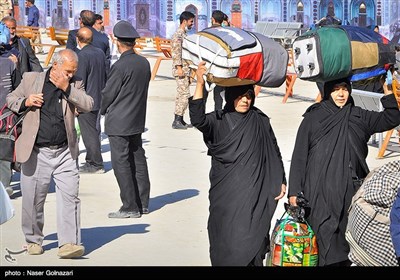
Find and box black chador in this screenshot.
[289,78,400,266]
[190,85,286,266]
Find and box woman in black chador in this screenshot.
[189,62,287,266]
[288,78,400,266]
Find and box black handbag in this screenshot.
[0,108,30,162]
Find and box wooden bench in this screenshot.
[282,48,297,103]
[134,37,148,51]
[150,37,172,80]
[16,25,40,41]
[44,26,68,66]
[16,25,46,52]
[154,37,171,52]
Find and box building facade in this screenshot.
[9,0,400,40]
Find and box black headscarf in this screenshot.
[224,84,255,112]
[322,78,352,100]
[320,77,354,108]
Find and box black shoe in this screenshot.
[172,114,188,129]
[172,120,187,129]
[108,210,141,218]
[79,163,105,174]
[141,208,149,214]
[181,119,193,128]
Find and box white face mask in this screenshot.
[10,33,15,39]
[185,24,194,32]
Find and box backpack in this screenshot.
[182,26,288,89]
[346,160,400,266]
[292,25,395,82]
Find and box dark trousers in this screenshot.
[77,110,103,167]
[109,134,150,212]
[203,83,224,111]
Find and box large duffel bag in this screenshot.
[345,160,400,266]
[292,25,396,82]
[182,26,288,88]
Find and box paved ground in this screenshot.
[0,40,399,269]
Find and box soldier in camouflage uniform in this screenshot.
[0,0,12,19]
[171,11,195,129]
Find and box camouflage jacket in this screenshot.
[171,28,190,77]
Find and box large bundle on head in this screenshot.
[292,25,396,82]
[182,26,288,87]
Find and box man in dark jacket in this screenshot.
[101,20,151,218]
[2,16,43,82]
[66,10,110,71]
[75,27,107,173]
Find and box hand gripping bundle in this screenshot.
[182,26,288,90]
[292,25,396,82]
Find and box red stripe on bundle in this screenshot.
[237,52,263,81]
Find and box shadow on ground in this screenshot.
[43,223,150,255]
[148,188,200,213]
[40,189,199,254]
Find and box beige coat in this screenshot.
[6,71,93,163]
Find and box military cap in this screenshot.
[113,20,140,39]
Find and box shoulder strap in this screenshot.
[5,108,30,136]
[0,105,14,121]
[5,72,42,135]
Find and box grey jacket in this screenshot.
[6,71,93,163]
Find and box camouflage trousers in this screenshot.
[174,75,191,116]
[32,32,43,53]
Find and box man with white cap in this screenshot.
[100,20,151,218]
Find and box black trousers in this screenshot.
[109,134,150,212]
[77,110,103,167]
[203,83,224,111]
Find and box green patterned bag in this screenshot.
[267,212,318,266]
